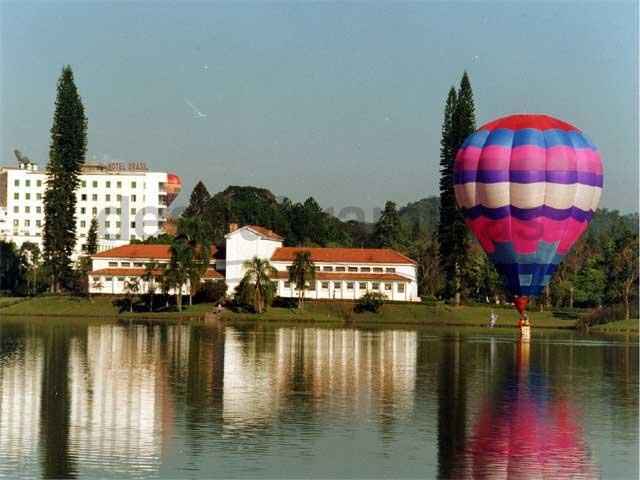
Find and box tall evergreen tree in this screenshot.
[43,66,87,292]
[183,181,211,217]
[85,217,98,255]
[438,72,476,305]
[373,201,404,248]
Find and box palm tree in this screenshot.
[288,251,316,309]
[124,277,140,312]
[242,256,277,314]
[167,239,193,312]
[142,260,158,311]
[177,217,212,305]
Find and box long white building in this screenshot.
[88,224,420,302]
[0,155,181,255]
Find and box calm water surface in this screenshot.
[0,319,637,479]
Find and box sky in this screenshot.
[1,1,637,219]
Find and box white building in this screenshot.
[88,244,221,295]
[0,155,181,255]
[88,224,420,302]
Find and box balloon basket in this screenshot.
[519,325,531,341]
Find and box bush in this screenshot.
[195,280,227,304]
[355,292,386,313]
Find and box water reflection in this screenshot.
[0,321,637,479]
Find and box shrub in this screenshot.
[355,292,386,313]
[195,280,228,304]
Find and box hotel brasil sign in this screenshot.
[106,162,148,172]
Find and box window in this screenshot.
[36,220,41,227]
[81,180,87,188]
[333,281,342,289]
[348,266,358,272]
[116,208,122,215]
[13,220,18,226]
[121,262,131,267]
[92,194,98,201]
[386,267,396,273]
[335,266,346,272]
[323,266,333,272]
[36,193,42,200]
[131,181,137,188]
[117,194,122,201]
[346,282,354,290]
[14,179,19,187]
[105,207,111,215]
[91,181,97,188]
[25,193,30,200]
[314,266,320,271]
[131,194,137,202]
[116,221,121,228]
[117,181,122,188]
[105,277,113,282]
[117,277,125,282]
[385,283,392,291]
[360,267,371,272]
[106,194,111,202]
[106,181,111,188]
[13,206,18,213]
[108,261,118,267]
[80,221,86,228]
[130,221,136,228]
[373,267,383,273]
[25,206,30,213]
[284,281,291,288]
[36,206,41,214]
[397,283,405,293]
[81,194,87,201]
[92,207,97,215]
[24,219,30,227]
[359,282,367,289]
[321,281,329,289]
[37,180,42,187]
[133,262,144,267]
[372,282,380,290]
[104,233,110,239]
[25,180,30,187]
[105,221,110,228]
[13,193,18,200]
[131,208,136,214]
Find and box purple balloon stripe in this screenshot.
[454,170,603,187]
[462,205,594,222]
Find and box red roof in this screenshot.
[479,114,578,132]
[93,244,217,260]
[90,267,223,279]
[245,225,284,241]
[274,271,410,282]
[270,247,416,265]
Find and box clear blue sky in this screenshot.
[1,1,637,217]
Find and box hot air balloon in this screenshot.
[454,114,603,322]
[164,173,182,206]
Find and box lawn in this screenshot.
[590,318,639,334]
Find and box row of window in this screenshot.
[79,193,149,203]
[12,180,145,189]
[12,205,165,218]
[12,179,43,188]
[282,280,405,293]
[10,219,139,229]
[12,192,42,201]
[106,261,167,268]
[12,206,42,214]
[11,219,41,227]
[288,265,396,273]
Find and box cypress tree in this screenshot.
[438,71,477,305]
[373,201,404,248]
[183,181,211,217]
[43,66,87,292]
[85,217,98,255]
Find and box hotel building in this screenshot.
[0,155,181,255]
[89,224,420,302]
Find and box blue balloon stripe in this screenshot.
[466,128,597,150]
[462,205,594,222]
[489,241,564,266]
[454,170,603,187]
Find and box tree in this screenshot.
[611,234,639,320]
[19,242,42,296]
[372,201,405,248]
[288,251,316,309]
[85,217,98,255]
[123,277,140,312]
[177,216,212,305]
[241,256,277,314]
[183,181,211,217]
[43,66,87,292]
[166,239,193,312]
[438,72,476,306]
[142,260,158,311]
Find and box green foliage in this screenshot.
[130,233,174,245]
[183,181,211,217]
[241,256,277,313]
[194,280,228,304]
[85,218,98,255]
[288,251,316,308]
[0,241,21,292]
[165,238,194,312]
[355,292,386,313]
[372,201,405,248]
[43,65,87,292]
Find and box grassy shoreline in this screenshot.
[1,295,637,333]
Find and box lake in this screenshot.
[0,319,637,479]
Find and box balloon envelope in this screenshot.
[454,114,603,297]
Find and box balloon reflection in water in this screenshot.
[464,338,597,479]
